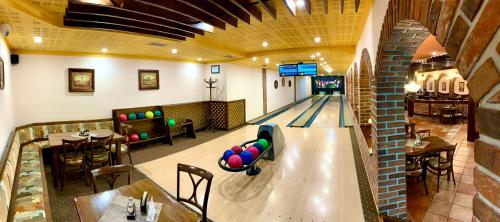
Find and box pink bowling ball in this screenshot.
[231,145,243,155]
[119,114,128,122]
[227,155,243,168]
[246,146,260,159]
[129,133,139,142]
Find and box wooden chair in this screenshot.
[406,156,425,194]
[422,143,458,193]
[111,123,133,167]
[454,107,464,124]
[59,137,88,190]
[85,135,113,183]
[441,108,455,125]
[177,163,213,222]
[431,106,440,123]
[415,129,431,138]
[90,164,132,193]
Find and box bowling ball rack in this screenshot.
[218,139,272,176]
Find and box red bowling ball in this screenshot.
[246,146,260,159]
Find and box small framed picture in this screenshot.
[211,65,220,74]
[138,70,160,90]
[288,80,292,87]
[69,68,95,92]
[0,56,4,90]
[274,80,278,89]
[281,78,285,87]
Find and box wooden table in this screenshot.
[48,129,123,188]
[74,179,199,222]
[405,136,453,157]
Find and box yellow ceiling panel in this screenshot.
[0,0,372,72]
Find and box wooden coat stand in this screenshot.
[204,77,217,132]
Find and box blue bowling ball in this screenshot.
[240,151,254,165]
[137,112,146,119]
[253,143,264,153]
[223,149,235,162]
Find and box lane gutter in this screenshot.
[302,96,332,127]
[249,95,314,125]
[286,95,328,127]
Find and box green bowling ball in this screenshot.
[257,139,269,149]
[139,132,149,140]
[128,113,137,120]
[153,110,162,117]
[168,118,176,126]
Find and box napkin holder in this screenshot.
[79,129,90,137]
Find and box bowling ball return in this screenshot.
[218,123,285,176]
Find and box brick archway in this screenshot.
[353,63,360,120]
[359,48,372,126]
[371,0,499,219]
[348,68,353,103]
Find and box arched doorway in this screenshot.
[371,0,498,219]
[359,49,372,126]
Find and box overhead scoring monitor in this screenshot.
[297,63,318,76]
[278,64,298,76]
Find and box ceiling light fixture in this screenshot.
[431,51,437,56]
[33,36,42,44]
[276,63,280,67]
[252,57,257,61]
[171,48,178,54]
[320,57,324,61]
[262,41,269,47]
[296,0,305,8]
[101,48,108,53]
[311,55,315,59]
[314,36,321,43]
[316,52,321,56]
[264,58,270,64]
[193,22,214,33]
[197,57,202,61]
[284,0,297,16]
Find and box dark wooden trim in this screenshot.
[65,11,195,38]
[30,118,113,126]
[208,0,251,24]
[39,148,52,221]
[64,19,187,41]
[355,0,361,12]
[258,0,277,19]
[282,0,296,16]
[0,131,15,186]
[467,99,479,142]
[178,0,239,27]
[228,0,262,21]
[303,0,312,15]
[340,0,345,14]
[67,1,204,35]
[7,143,24,222]
[322,0,328,14]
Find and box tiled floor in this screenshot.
[406,117,475,222]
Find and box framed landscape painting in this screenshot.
[138,69,159,90]
[0,56,4,90]
[69,68,94,92]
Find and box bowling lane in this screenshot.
[309,94,341,128]
[261,95,322,126]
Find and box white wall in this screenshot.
[295,76,312,100]
[224,63,264,121]
[0,37,15,159]
[266,69,295,112]
[12,54,207,125]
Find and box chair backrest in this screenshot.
[90,164,132,193]
[177,163,214,222]
[89,134,113,153]
[119,123,133,145]
[61,137,88,163]
[438,143,457,167]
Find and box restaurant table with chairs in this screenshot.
[47,129,123,189]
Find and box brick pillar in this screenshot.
[353,64,360,120]
[372,20,430,219]
[359,48,372,126]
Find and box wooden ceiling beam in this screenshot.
[229,0,262,21]
[322,0,328,14]
[133,0,226,30]
[67,1,204,35]
[355,0,360,13]
[207,0,251,24]
[340,0,344,14]
[65,11,195,38]
[304,0,311,15]
[64,18,186,41]
[178,0,239,27]
[258,0,276,19]
[282,0,296,16]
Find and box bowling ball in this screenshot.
[223,149,235,162]
[153,110,162,117]
[128,113,137,120]
[246,146,260,159]
[231,145,243,155]
[168,118,176,126]
[137,112,145,119]
[257,139,269,149]
[129,133,139,142]
[119,114,128,122]
[253,143,264,153]
[227,155,243,168]
[139,132,149,140]
[145,111,154,119]
[240,151,254,165]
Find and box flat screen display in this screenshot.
[279,64,298,76]
[297,63,317,76]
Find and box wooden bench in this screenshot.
[165,119,196,145]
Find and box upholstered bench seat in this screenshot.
[0,119,114,222]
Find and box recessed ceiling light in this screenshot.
[314,36,321,43]
[276,63,280,67]
[431,51,437,56]
[262,41,269,47]
[311,55,315,59]
[252,57,257,61]
[264,58,269,64]
[197,57,202,61]
[101,48,108,53]
[171,48,178,54]
[193,22,214,33]
[320,57,324,61]
[296,0,305,8]
[316,52,321,56]
[33,36,42,44]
